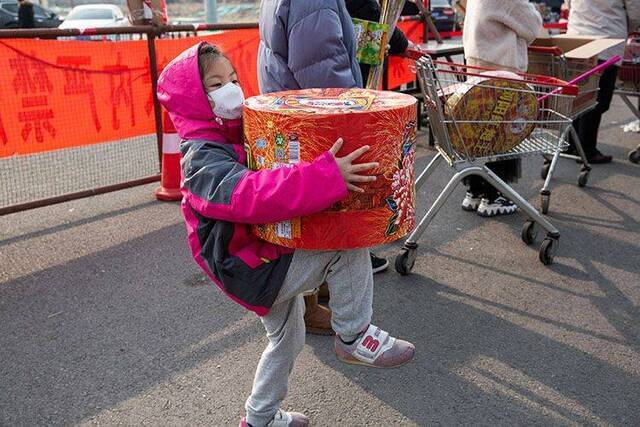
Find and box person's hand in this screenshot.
[404,41,425,59]
[329,138,379,193]
[407,41,423,52]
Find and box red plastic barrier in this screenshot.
[386,22,462,90]
[0,28,260,159]
[437,30,463,38]
[544,22,568,31]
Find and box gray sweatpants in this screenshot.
[244,248,374,427]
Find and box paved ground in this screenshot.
[1,97,639,426]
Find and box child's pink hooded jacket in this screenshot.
[157,42,348,316]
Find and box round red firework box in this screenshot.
[243,88,417,250]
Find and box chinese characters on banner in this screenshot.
[57,55,102,133]
[0,39,149,158]
[10,52,56,145]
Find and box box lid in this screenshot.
[563,38,625,59]
[532,35,624,59]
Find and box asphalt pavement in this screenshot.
[1,96,639,426]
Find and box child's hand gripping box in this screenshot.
[243,88,417,250]
[529,34,624,116]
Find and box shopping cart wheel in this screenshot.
[539,237,558,265]
[521,220,538,246]
[540,194,550,215]
[629,149,640,164]
[395,246,417,276]
[540,161,551,180]
[578,170,589,187]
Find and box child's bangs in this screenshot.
[198,43,227,77]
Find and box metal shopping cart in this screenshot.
[617,33,640,164]
[394,56,577,275]
[527,46,601,213]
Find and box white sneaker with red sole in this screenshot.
[335,324,415,368]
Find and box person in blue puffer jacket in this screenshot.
[258,0,393,337]
[258,0,363,93]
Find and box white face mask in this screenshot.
[207,82,244,120]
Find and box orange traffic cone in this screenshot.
[155,110,182,201]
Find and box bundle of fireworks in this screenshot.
[365,0,406,89]
[352,18,389,66]
[440,71,539,157]
[243,88,417,250]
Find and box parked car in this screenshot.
[429,0,456,33]
[533,0,562,13]
[58,4,129,30]
[0,0,62,28]
[531,0,561,23]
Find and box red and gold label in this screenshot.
[442,72,538,157]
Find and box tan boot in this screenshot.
[317,282,330,304]
[304,292,334,335]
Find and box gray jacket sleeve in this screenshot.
[287,8,359,89]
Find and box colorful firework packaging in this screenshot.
[352,18,390,66]
[441,71,539,157]
[243,88,417,250]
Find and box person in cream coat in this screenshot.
[460,0,543,217]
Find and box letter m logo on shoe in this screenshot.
[354,325,394,363]
[362,335,380,352]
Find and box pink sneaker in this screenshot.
[240,409,309,427]
[335,324,415,368]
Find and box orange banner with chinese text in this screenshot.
[0,28,260,158]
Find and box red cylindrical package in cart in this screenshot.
[243,88,417,250]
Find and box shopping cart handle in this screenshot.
[528,46,564,56]
[403,48,428,60]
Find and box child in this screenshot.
[461,0,542,216]
[157,42,415,427]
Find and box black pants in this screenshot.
[570,64,619,157]
[464,158,522,201]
